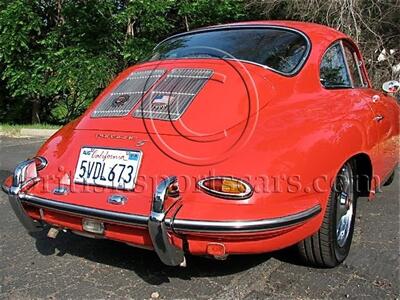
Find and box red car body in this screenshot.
[2,21,399,267]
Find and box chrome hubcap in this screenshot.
[335,164,354,248]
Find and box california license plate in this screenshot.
[73,147,142,190]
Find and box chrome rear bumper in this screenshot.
[2,160,321,266]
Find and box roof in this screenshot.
[206,20,348,40]
[157,21,350,52]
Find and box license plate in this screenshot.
[73,147,142,190]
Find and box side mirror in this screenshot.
[382,80,400,94]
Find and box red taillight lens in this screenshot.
[197,176,253,200]
[206,243,226,257]
[33,156,47,171]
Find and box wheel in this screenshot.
[298,161,357,267]
[383,170,395,186]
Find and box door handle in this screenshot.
[373,115,384,122]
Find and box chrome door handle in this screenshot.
[373,115,384,122]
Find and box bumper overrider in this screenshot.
[2,160,321,266]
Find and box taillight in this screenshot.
[197,176,253,200]
[33,156,48,171]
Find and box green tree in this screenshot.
[0,0,43,123]
[0,0,246,124]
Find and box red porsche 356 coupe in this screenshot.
[2,21,399,268]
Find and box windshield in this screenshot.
[149,27,310,75]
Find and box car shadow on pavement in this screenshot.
[270,246,311,267]
[31,228,277,285]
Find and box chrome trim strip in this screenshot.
[171,205,322,233]
[13,193,321,233]
[148,176,185,266]
[152,25,312,77]
[19,193,148,227]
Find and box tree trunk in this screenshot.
[184,16,190,31]
[31,98,41,124]
[56,0,64,25]
[127,17,135,37]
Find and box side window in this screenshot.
[343,44,365,88]
[320,44,351,88]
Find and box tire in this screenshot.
[298,161,357,267]
[383,170,395,186]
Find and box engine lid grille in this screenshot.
[133,68,213,120]
[92,69,165,118]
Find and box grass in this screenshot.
[0,123,61,136]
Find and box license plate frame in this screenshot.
[73,146,142,190]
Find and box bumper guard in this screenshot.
[148,176,185,266]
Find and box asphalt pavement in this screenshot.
[0,136,399,299]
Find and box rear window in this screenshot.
[148,27,310,75]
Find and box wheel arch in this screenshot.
[347,152,373,198]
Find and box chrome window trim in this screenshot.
[339,40,354,88]
[354,52,367,87]
[341,41,367,88]
[151,25,312,77]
